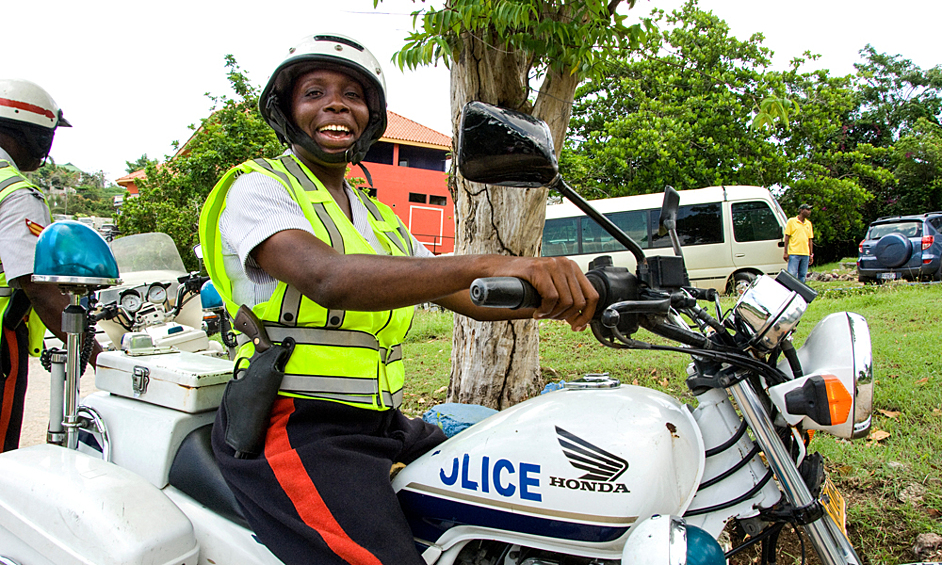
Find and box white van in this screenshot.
[542,186,788,294]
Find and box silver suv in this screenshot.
[857,213,942,283]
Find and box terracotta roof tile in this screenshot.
[115,168,148,185]
[382,111,451,149]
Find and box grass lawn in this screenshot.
[400,270,941,565]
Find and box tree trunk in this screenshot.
[447,33,580,409]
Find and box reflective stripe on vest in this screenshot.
[200,155,414,410]
[279,388,404,410]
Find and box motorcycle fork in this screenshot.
[728,379,862,565]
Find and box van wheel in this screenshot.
[858,275,876,285]
[728,272,756,296]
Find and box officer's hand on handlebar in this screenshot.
[500,257,598,332]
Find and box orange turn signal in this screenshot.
[821,374,852,426]
[784,374,854,427]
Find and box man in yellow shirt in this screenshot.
[783,203,814,282]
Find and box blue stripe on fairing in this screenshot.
[397,489,630,544]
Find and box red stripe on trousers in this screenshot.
[0,327,21,445]
[265,398,382,565]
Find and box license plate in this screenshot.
[879,272,899,280]
[822,476,847,535]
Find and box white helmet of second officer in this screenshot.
[0,79,71,164]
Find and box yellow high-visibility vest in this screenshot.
[200,155,415,410]
[0,159,48,356]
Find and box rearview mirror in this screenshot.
[658,186,680,236]
[457,101,559,187]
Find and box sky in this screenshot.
[3,0,941,184]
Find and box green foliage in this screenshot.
[118,55,283,270]
[560,1,908,262]
[842,46,942,227]
[125,154,158,175]
[26,163,119,218]
[771,61,891,255]
[750,96,799,131]
[888,117,942,214]
[562,1,793,199]
[383,0,652,80]
[853,44,942,145]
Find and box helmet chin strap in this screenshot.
[265,94,381,166]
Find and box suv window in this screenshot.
[869,221,923,239]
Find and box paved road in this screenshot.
[20,355,98,448]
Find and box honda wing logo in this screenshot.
[550,426,630,494]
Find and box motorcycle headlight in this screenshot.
[32,221,121,288]
[732,275,807,353]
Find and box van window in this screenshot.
[732,201,783,242]
[650,203,723,248]
[607,210,649,249]
[580,210,648,254]
[540,186,786,292]
[543,217,580,256]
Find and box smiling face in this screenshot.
[289,68,370,164]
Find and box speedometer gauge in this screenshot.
[147,284,168,304]
[120,290,143,313]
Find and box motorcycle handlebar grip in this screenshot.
[470,277,541,309]
[685,287,719,301]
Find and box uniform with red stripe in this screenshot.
[203,36,448,565]
[0,79,76,451]
[202,34,598,565]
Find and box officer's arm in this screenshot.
[252,228,597,331]
[16,276,102,367]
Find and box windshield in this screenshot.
[868,221,923,240]
[110,233,186,274]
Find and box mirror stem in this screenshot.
[548,175,646,264]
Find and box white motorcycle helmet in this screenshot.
[260,34,387,166]
[0,79,71,162]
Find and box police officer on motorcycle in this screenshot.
[0,79,102,452]
[199,34,597,565]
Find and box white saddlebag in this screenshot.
[96,350,233,413]
[0,445,199,565]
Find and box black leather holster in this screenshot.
[221,337,295,459]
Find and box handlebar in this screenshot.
[470,277,541,309]
[171,272,211,318]
[470,272,729,351]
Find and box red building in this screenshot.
[117,111,454,254]
[352,111,453,254]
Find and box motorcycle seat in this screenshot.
[168,424,249,529]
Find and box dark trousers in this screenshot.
[213,396,446,565]
[0,323,29,452]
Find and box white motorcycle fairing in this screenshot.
[392,383,705,560]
